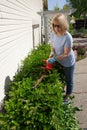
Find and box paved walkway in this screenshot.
[73,57,87,129]
[73,37,87,44]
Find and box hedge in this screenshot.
[0,44,81,130]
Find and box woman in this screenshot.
[48,13,75,102]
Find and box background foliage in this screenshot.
[66,0,87,18]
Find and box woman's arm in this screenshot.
[57,46,72,60]
[49,46,55,58]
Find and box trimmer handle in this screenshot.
[41,59,53,70]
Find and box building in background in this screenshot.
[38,9,76,43]
[0,0,43,102]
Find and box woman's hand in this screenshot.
[49,51,54,58]
[49,47,55,58]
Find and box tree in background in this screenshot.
[66,0,87,36]
[63,4,70,11]
[42,0,48,11]
[66,0,87,18]
[54,4,59,11]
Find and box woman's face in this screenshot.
[52,22,62,33]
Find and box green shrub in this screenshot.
[0,73,64,130]
[73,44,87,60]
[0,44,81,130]
[13,44,50,82]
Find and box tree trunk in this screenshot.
[42,0,48,11]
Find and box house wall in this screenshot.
[0,0,42,102]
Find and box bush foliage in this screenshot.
[73,44,87,61]
[0,44,81,130]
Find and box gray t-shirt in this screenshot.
[49,31,75,67]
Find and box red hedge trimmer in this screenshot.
[34,57,56,88]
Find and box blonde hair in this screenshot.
[52,13,69,33]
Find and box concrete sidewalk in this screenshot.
[73,57,87,129]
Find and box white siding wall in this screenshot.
[0,0,42,101]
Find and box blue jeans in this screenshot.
[63,64,75,95]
